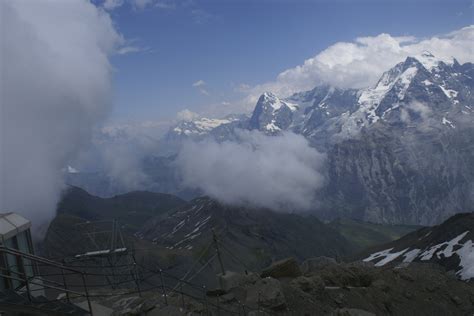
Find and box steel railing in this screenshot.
[0,246,93,315]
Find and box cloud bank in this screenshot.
[235,25,474,112]
[1,1,121,230]
[175,131,325,211]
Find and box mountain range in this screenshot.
[68,52,474,226]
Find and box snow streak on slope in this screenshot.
[364,231,474,280]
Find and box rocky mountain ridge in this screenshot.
[69,52,474,225]
[162,52,474,225]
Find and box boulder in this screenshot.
[301,256,337,274]
[245,277,286,311]
[331,308,376,316]
[371,279,389,292]
[261,257,301,279]
[217,271,260,292]
[146,305,186,316]
[247,311,271,316]
[290,275,325,293]
[291,276,313,292]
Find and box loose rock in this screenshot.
[261,257,302,279]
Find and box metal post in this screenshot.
[159,269,168,305]
[61,267,70,303]
[180,281,185,308]
[257,291,262,312]
[110,220,117,287]
[23,272,32,303]
[212,229,225,276]
[81,272,93,316]
[203,285,209,316]
[216,294,220,316]
[19,256,32,303]
[130,263,141,297]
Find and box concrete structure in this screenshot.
[0,212,35,290]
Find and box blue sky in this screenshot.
[103,0,473,122]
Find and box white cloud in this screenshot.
[234,25,474,113]
[132,0,154,10]
[177,109,200,121]
[154,0,177,9]
[116,45,143,54]
[103,0,124,10]
[192,79,210,96]
[176,130,325,211]
[192,80,206,87]
[1,0,121,232]
[103,0,168,10]
[191,9,213,24]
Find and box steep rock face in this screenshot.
[248,92,298,134]
[321,125,474,225]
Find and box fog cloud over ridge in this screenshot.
[0,1,121,230]
[176,130,325,211]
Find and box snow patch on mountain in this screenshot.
[363,248,408,267]
[402,249,421,263]
[265,121,281,132]
[363,231,473,280]
[442,117,455,128]
[457,240,474,280]
[439,85,459,101]
[67,166,79,173]
[261,92,298,111]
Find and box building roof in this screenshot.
[0,213,31,241]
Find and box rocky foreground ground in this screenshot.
[75,257,474,315]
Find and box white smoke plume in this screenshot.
[175,130,325,211]
[0,1,122,232]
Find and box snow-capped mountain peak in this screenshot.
[249,91,299,133]
[414,50,455,72]
[171,117,238,136]
[356,60,419,124]
[165,53,471,144]
[260,92,298,111]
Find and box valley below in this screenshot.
[34,186,474,315]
